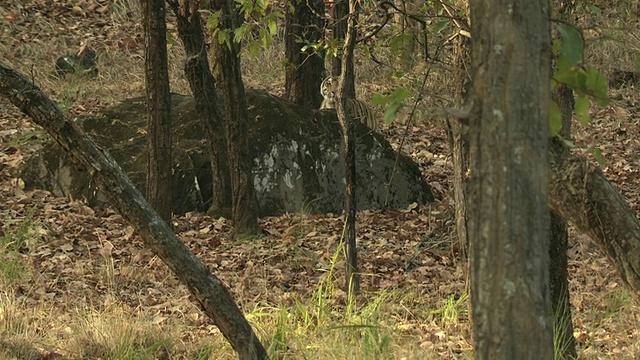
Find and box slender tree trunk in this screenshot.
[467,0,553,358]
[141,0,172,222]
[335,0,359,296]
[167,0,232,216]
[210,0,261,237]
[330,0,355,99]
[446,4,470,267]
[0,62,268,360]
[284,0,326,109]
[549,2,578,357]
[549,210,577,359]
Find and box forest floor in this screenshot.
[1,0,640,359]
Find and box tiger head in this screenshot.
[320,76,338,109]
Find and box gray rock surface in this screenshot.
[19,89,433,216]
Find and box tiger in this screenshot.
[319,76,379,132]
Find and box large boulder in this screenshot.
[19,89,433,216]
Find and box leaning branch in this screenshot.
[0,62,268,360]
[549,141,640,296]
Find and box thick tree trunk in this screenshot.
[549,141,640,295]
[467,0,553,358]
[142,0,172,222]
[167,0,232,216]
[335,0,359,296]
[210,0,261,237]
[0,62,268,360]
[284,0,325,109]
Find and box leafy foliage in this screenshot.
[203,0,283,56]
[550,23,609,138]
[373,87,409,124]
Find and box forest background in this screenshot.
[0,0,639,358]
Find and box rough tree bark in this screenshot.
[335,0,359,296]
[467,0,554,358]
[210,0,261,237]
[549,142,640,295]
[0,62,268,360]
[167,0,232,216]
[141,0,172,222]
[284,0,326,108]
[445,2,470,267]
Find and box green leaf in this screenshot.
[268,20,277,35]
[391,87,410,100]
[384,103,401,124]
[233,24,247,43]
[584,67,609,106]
[552,39,562,55]
[556,54,572,72]
[260,28,272,49]
[574,94,590,125]
[217,29,230,48]
[554,67,582,90]
[373,93,391,106]
[549,100,562,137]
[206,10,220,30]
[373,87,409,106]
[636,55,640,72]
[432,20,449,34]
[557,24,583,66]
[590,147,605,165]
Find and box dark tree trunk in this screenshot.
[549,209,577,359]
[467,0,553,358]
[167,0,232,216]
[284,0,326,109]
[141,0,172,222]
[0,62,268,360]
[549,2,578,357]
[330,0,356,99]
[210,0,261,237]
[335,0,359,296]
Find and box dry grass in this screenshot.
[1,0,640,358]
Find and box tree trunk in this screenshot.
[549,38,578,360]
[0,62,268,360]
[210,0,261,237]
[167,0,232,216]
[330,0,356,99]
[142,0,172,222]
[467,0,554,358]
[549,209,577,359]
[446,3,470,267]
[284,0,325,109]
[335,0,359,296]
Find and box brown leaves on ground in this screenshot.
[1,0,640,358]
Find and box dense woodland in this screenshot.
[1,0,640,359]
